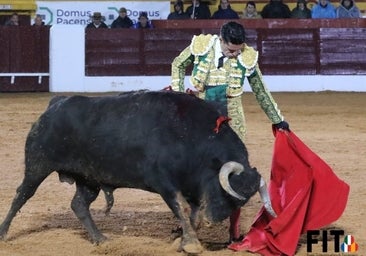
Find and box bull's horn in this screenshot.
[258,177,277,217]
[219,161,246,201]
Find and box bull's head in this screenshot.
[219,161,277,217]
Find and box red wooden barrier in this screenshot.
[0,26,49,92]
[85,29,143,76]
[85,19,366,76]
[85,28,201,76]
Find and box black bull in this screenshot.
[0,91,275,254]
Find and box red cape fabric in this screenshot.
[228,129,349,255]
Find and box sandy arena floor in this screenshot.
[0,92,365,256]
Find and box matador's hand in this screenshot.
[273,121,290,131]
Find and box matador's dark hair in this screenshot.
[220,21,246,45]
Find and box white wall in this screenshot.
[50,25,366,93]
[50,25,85,92]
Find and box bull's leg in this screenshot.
[171,203,200,239]
[101,185,115,216]
[189,204,202,230]
[0,172,48,240]
[229,208,242,242]
[163,191,203,254]
[71,182,106,244]
[170,204,201,241]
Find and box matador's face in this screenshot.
[220,37,243,58]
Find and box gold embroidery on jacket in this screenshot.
[248,65,284,124]
[171,34,284,142]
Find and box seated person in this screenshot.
[261,0,291,18]
[134,12,153,29]
[86,12,108,28]
[291,0,311,18]
[33,14,45,26]
[311,0,336,18]
[186,0,211,19]
[5,12,19,26]
[168,0,189,19]
[211,0,239,19]
[111,7,134,28]
[336,0,362,17]
[241,1,262,19]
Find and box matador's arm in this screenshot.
[247,64,284,124]
[171,46,194,92]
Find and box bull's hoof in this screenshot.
[104,207,111,216]
[182,240,204,254]
[0,227,8,241]
[171,237,182,252]
[0,233,6,241]
[92,234,108,245]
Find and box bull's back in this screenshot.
[25,91,233,188]
[47,91,221,142]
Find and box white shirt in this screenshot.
[214,38,227,69]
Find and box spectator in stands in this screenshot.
[311,0,336,18]
[134,12,153,29]
[186,0,211,19]
[111,7,134,28]
[261,0,292,18]
[168,0,189,19]
[211,0,239,19]
[336,0,362,17]
[5,12,19,26]
[86,12,108,28]
[241,1,262,18]
[33,14,45,26]
[291,0,312,18]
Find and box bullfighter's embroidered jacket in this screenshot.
[171,34,283,125]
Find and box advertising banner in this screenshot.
[35,1,170,26]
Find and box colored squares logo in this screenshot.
[340,235,358,253]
